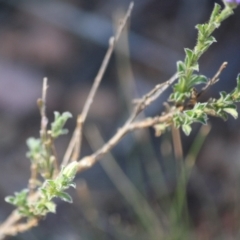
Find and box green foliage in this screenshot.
[163,3,240,136]
[25,111,72,179]
[26,138,42,161]
[51,111,72,138]
[170,3,234,104]
[171,75,240,136]
[5,111,75,218]
[5,162,78,217]
[5,189,33,217]
[173,103,208,135]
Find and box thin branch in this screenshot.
[71,115,82,162]
[199,62,228,95]
[78,111,174,172]
[62,127,78,166]
[0,211,21,240]
[186,62,228,109]
[28,78,49,195]
[0,218,38,239]
[28,163,37,194]
[49,133,59,176]
[63,2,134,165]
[77,71,178,172]
[131,73,178,122]
[37,77,48,140]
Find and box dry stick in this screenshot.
[77,72,178,172]
[49,134,59,175]
[0,218,38,239]
[38,77,48,139]
[38,79,59,175]
[130,73,178,122]
[28,78,49,195]
[62,2,134,165]
[71,115,82,162]
[200,62,228,94]
[28,163,37,194]
[78,109,175,172]
[0,211,21,240]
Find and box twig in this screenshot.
[62,127,77,166]
[199,62,228,95]
[28,78,49,195]
[70,115,82,162]
[77,71,178,172]
[49,133,59,176]
[185,62,228,109]
[0,211,21,240]
[131,73,178,122]
[37,77,48,139]
[62,2,134,165]
[0,218,38,239]
[78,111,175,172]
[28,163,37,193]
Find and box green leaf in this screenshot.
[40,188,48,198]
[34,202,49,215]
[206,36,217,45]
[57,192,73,203]
[45,202,56,213]
[196,24,206,36]
[51,111,72,138]
[194,102,207,110]
[69,182,76,189]
[5,196,15,204]
[189,75,208,87]
[26,137,42,161]
[182,125,192,136]
[224,107,238,119]
[217,111,228,121]
[210,3,221,22]
[5,189,29,208]
[236,74,240,91]
[231,74,240,101]
[61,161,79,180]
[46,180,56,188]
[190,63,199,72]
[184,48,194,66]
[197,115,208,125]
[177,61,186,75]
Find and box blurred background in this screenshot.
[0,0,240,239]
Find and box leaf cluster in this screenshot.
[169,75,240,136]
[170,4,234,104]
[5,112,75,218]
